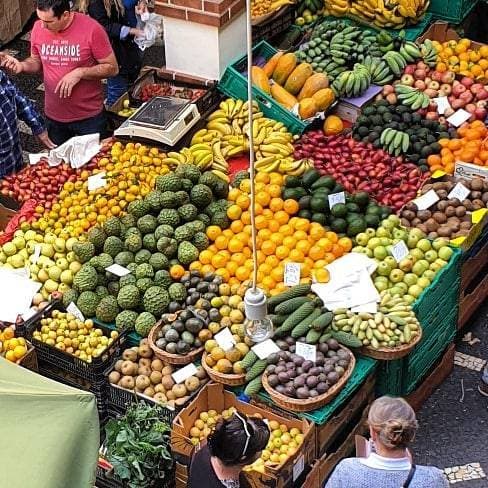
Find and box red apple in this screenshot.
[439,83,452,96]
[452,84,467,96]
[460,76,474,88]
[470,83,484,94]
[401,74,415,86]
[448,95,456,104]
[414,69,427,80]
[386,93,397,104]
[383,84,395,95]
[465,103,477,113]
[416,61,428,70]
[428,101,438,111]
[428,81,440,90]
[414,80,426,90]
[476,88,488,100]
[424,88,439,98]
[426,111,438,120]
[441,71,456,84]
[425,76,432,85]
[474,107,487,120]
[460,91,474,103]
[452,99,466,109]
[431,71,443,82]
[404,65,416,75]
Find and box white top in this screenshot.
[360,453,412,471]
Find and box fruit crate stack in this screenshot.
[376,247,462,395]
[427,0,479,23]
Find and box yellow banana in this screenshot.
[211,170,230,182]
[207,110,228,121]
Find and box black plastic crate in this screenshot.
[252,5,296,43]
[26,302,126,383]
[14,299,60,337]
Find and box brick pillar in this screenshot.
[155,0,246,80]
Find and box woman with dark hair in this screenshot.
[78,0,144,105]
[188,412,270,488]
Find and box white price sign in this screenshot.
[448,182,470,201]
[284,262,301,287]
[434,96,451,115]
[447,109,471,127]
[293,454,305,481]
[105,264,131,277]
[295,342,316,362]
[172,363,198,384]
[32,244,42,264]
[87,172,107,191]
[252,339,280,360]
[328,191,346,208]
[67,302,85,322]
[413,189,440,210]
[454,161,488,181]
[391,240,409,262]
[214,327,235,351]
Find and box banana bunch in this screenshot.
[380,128,410,156]
[363,56,394,85]
[420,39,438,68]
[332,63,371,98]
[382,50,407,77]
[325,0,349,16]
[399,40,422,63]
[394,85,430,110]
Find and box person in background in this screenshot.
[188,412,270,488]
[78,0,144,106]
[0,0,118,146]
[479,363,488,397]
[325,396,448,488]
[0,65,56,178]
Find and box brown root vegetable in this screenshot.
[417,210,432,221]
[473,199,485,209]
[445,206,456,217]
[425,218,439,232]
[109,371,121,384]
[455,206,466,217]
[470,179,484,191]
[432,212,447,224]
[436,200,449,212]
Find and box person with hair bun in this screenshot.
[188,412,270,488]
[325,396,448,487]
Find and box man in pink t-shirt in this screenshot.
[1,0,118,145]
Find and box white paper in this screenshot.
[295,342,316,362]
[447,109,471,127]
[214,327,235,351]
[67,302,85,322]
[284,262,300,287]
[29,152,48,165]
[32,244,42,264]
[434,96,451,115]
[48,133,101,168]
[252,339,280,360]
[328,191,346,208]
[391,240,409,262]
[293,454,305,481]
[413,189,440,210]
[448,182,470,201]
[351,301,378,313]
[454,161,488,181]
[105,263,131,276]
[88,171,107,192]
[172,363,198,384]
[21,307,38,321]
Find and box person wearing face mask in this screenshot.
[188,412,270,488]
[77,0,145,106]
[0,0,118,145]
[325,396,448,488]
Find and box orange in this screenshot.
[267,184,282,198]
[313,259,328,269]
[211,252,228,269]
[279,224,293,236]
[199,249,214,264]
[231,252,247,265]
[296,239,311,255]
[314,268,330,283]
[261,240,276,256]
[236,194,250,209]
[222,229,234,239]
[241,211,251,225]
[317,237,333,252]
[239,179,251,193]
[255,172,270,184]
[228,238,244,253]
[283,236,297,249]
[189,261,202,271]
[270,233,284,245]
[261,276,276,291]
[257,250,266,264]
[262,209,274,220]
[201,264,215,275]
[230,220,244,234]
[338,237,352,252]
[269,197,284,212]
[227,204,242,220]
[170,264,185,279]
[308,245,325,261]
[253,203,263,215]
[206,225,221,241]
[271,266,284,282]
[215,235,229,250]
[235,266,250,281]
[228,188,240,201]
[325,231,339,243]
[427,154,442,167]
[293,230,308,241]
[309,223,325,241]
[215,268,230,282]
[324,252,336,263]
[289,249,305,262]
[236,232,250,245]
[283,199,299,215]
[256,191,271,207]
[294,218,310,232]
[269,173,283,185]
[255,215,269,230]
[265,255,280,268]
[331,243,344,257]
[274,211,289,225]
[268,220,280,233]
[258,228,272,241]
[259,263,273,276]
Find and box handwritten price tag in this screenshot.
[454,161,488,181]
[447,109,471,127]
[214,327,235,352]
[448,182,470,201]
[434,96,451,115]
[293,454,305,481]
[67,302,85,322]
[252,339,280,360]
[105,264,131,277]
[413,189,440,210]
[328,191,346,208]
[87,172,107,191]
[391,240,409,262]
[284,262,300,287]
[172,363,198,384]
[295,342,316,362]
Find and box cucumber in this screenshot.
[269,314,287,326]
[305,328,321,344]
[332,331,363,348]
[319,332,332,343]
[245,359,267,382]
[275,296,311,315]
[291,308,322,338]
[311,311,333,331]
[280,301,316,333]
[267,284,311,310]
[240,350,258,370]
[244,375,263,396]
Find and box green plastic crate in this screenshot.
[93,318,142,347]
[427,0,478,23]
[218,41,309,134]
[254,355,377,425]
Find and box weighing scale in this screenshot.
[114,96,201,146]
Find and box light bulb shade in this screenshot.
[244,287,268,321]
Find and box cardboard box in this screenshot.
[0,1,34,45]
[171,383,316,488]
[0,195,19,232]
[417,21,485,50]
[332,85,382,123]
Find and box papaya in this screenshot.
[284,63,313,95]
[323,115,344,136]
[272,53,297,86]
[263,51,284,78]
[251,66,271,94]
[298,97,318,119]
[270,84,298,110]
[298,73,329,101]
[312,88,335,111]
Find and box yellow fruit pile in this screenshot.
[192,172,352,294]
[0,327,28,363]
[32,142,170,238]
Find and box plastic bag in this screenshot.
[135,11,163,51]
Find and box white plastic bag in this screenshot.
[135,11,163,51]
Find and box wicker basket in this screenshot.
[357,327,423,360]
[261,346,356,412]
[17,342,38,372]
[201,352,246,386]
[148,322,203,365]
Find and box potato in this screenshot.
[143,386,155,398]
[119,376,135,390]
[138,365,152,377]
[109,371,121,384]
[150,370,163,385]
[122,348,138,362]
[151,359,164,371]
[135,375,151,391]
[121,360,137,376]
[114,359,124,373]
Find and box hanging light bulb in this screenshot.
[244,287,273,342]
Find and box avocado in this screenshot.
[330,217,347,233]
[358,126,369,137]
[298,195,312,210]
[181,331,195,345]
[347,219,367,237]
[364,214,380,227]
[285,175,301,188]
[311,213,327,225]
[330,203,347,218]
[353,191,369,208]
[302,168,321,188]
[311,176,336,190]
[310,195,329,213]
[298,209,312,220]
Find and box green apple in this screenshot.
[374,279,389,292]
[11,254,24,268]
[377,261,392,276]
[397,282,408,294]
[364,248,374,258]
[408,284,423,298]
[37,269,49,283]
[416,238,431,252]
[355,233,369,246]
[365,228,376,237]
[54,238,66,253]
[388,214,401,226]
[403,294,415,304]
[12,236,26,250]
[417,277,431,289]
[424,250,438,263]
[432,237,450,251]
[41,243,55,258]
[48,265,62,281]
[399,257,413,272]
[44,233,56,245]
[66,237,78,252]
[24,230,36,241]
[58,283,71,293]
[438,246,453,261]
[404,273,418,286]
[2,242,17,256]
[60,270,73,285]
[69,261,81,273]
[56,258,69,270]
[390,268,405,283]
[412,261,428,276]
[380,237,391,247]
[0,251,6,263]
[374,246,388,260]
[376,227,392,238]
[435,258,448,267]
[410,248,424,261]
[384,256,397,268]
[429,262,443,272]
[44,279,58,293]
[393,229,408,241]
[390,285,406,296]
[424,269,436,280]
[352,246,364,253]
[380,219,395,231]
[367,237,381,250]
[13,229,24,239]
